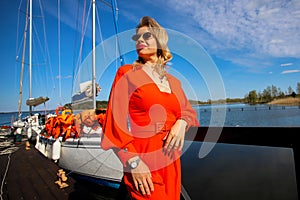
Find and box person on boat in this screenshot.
[74,109,103,136]
[101,16,199,200]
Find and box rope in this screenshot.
[0,141,19,156]
[0,154,11,200]
[0,141,19,200]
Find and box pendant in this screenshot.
[159,76,164,83]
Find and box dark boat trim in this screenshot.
[71,173,121,189]
[185,126,300,197]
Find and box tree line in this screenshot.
[65,83,300,108]
[244,82,300,104]
[189,82,300,105]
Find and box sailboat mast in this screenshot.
[92,0,96,109]
[18,1,30,120]
[29,0,33,114]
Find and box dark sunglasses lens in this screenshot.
[132,32,152,41]
[132,34,139,41]
[143,32,152,40]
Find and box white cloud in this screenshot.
[166,0,300,66]
[280,63,293,67]
[281,69,300,74]
[56,75,73,79]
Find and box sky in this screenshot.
[0,0,300,112]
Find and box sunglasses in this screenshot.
[132,32,153,41]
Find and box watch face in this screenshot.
[131,161,137,169]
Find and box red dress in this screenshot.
[101,64,199,199]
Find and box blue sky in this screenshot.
[0,0,300,112]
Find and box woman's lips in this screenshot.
[137,44,147,49]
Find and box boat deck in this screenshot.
[0,140,124,200]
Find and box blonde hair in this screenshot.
[133,16,173,78]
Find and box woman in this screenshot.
[101,16,199,200]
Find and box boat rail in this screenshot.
[182,126,299,200]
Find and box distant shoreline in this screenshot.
[267,97,300,106]
[1,97,300,113]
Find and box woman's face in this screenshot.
[134,26,158,61]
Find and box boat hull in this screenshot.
[58,136,123,183]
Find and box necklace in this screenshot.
[144,64,167,83]
[142,66,171,93]
[158,76,164,83]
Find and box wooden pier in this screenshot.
[0,140,123,200]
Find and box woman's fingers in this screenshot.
[134,176,153,196]
[164,119,187,152]
[146,175,154,192]
[163,132,175,149]
[134,180,140,191]
[142,179,151,196]
[163,131,185,155]
[139,182,147,195]
[131,160,154,196]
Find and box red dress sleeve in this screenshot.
[169,75,200,130]
[101,65,138,167]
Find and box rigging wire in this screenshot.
[95,2,108,81]
[71,0,124,101]
[71,0,81,99]
[16,0,55,109]
[77,0,88,71]
[37,0,55,101]
[111,0,125,67]
[73,0,89,88]
[16,0,29,119]
[73,0,92,88]
[71,0,83,99]
[15,0,22,62]
[99,0,125,70]
[58,0,61,99]
[114,0,119,72]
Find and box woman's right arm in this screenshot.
[101,65,138,166]
[101,65,154,196]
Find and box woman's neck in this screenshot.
[143,62,155,69]
[141,54,158,64]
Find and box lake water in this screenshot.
[1,104,300,127]
[0,110,50,126]
[195,103,300,127]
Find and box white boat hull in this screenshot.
[12,120,26,128]
[35,135,61,161]
[58,136,123,183]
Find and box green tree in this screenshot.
[271,85,278,99]
[262,86,272,102]
[257,92,263,103]
[246,90,258,104]
[288,86,294,95]
[278,89,285,98]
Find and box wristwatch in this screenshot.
[129,157,141,169]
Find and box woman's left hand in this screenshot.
[163,119,187,153]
